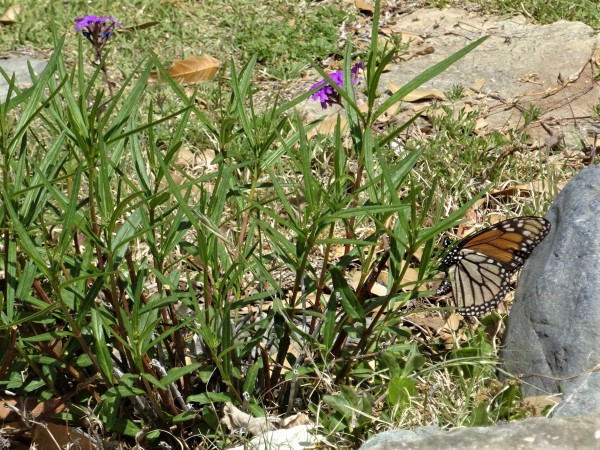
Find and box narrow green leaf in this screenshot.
[187,392,232,405]
[172,410,197,423]
[91,308,114,381]
[323,294,337,353]
[330,267,364,322]
[159,363,201,388]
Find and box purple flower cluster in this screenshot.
[74,15,121,47]
[310,62,365,109]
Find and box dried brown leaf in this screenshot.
[152,55,221,84]
[387,82,446,102]
[32,422,97,450]
[355,0,374,13]
[388,26,425,41]
[307,116,348,138]
[490,181,559,199]
[221,402,276,435]
[0,5,20,25]
[409,313,446,332]
[469,78,486,93]
[280,412,311,428]
[522,395,560,415]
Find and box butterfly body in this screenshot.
[437,216,551,316]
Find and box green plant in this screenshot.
[522,103,542,126]
[444,84,465,102]
[0,0,559,447]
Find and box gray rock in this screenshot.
[359,427,443,449]
[377,9,600,148]
[0,56,47,99]
[359,414,600,450]
[552,374,600,418]
[502,166,600,409]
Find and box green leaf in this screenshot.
[187,392,233,405]
[323,394,352,418]
[243,360,262,394]
[467,403,490,426]
[388,377,416,407]
[172,410,198,423]
[323,293,338,353]
[159,363,201,388]
[323,204,410,220]
[330,267,364,322]
[91,308,114,381]
[111,385,146,397]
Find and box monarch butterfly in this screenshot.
[436,216,551,316]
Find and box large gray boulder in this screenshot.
[502,166,600,413]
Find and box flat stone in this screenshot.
[378,9,600,147]
[359,413,600,450]
[0,56,47,99]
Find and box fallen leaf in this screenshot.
[0,397,66,421]
[221,402,276,435]
[490,181,561,199]
[388,26,425,41]
[413,45,435,56]
[387,82,446,102]
[438,313,467,349]
[408,314,446,332]
[397,267,428,291]
[306,115,348,138]
[445,313,462,331]
[152,55,221,84]
[398,44,435,61]
[474,117,488,131]
[456,215,479,238]
[355,0,374,13]
[32,422,97,450]
[522,395,560,415]
[280,412,311,428]
[469,78,486,93]
[0,5,20,25]
[487,213,508,225]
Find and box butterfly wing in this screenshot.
[438,216,551,316]
[449,249,512,316]
[460,217,551,271]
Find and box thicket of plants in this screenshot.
[0,1,556,448]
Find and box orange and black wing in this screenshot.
[458,216,551,271]
[437,216,551,316]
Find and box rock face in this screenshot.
[377,8,600,148]
[0,56,48,99]
[502,166,600,410]
[358,414,600,450]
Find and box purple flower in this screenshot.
[74,15,121,45]
[310,62,365,109]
